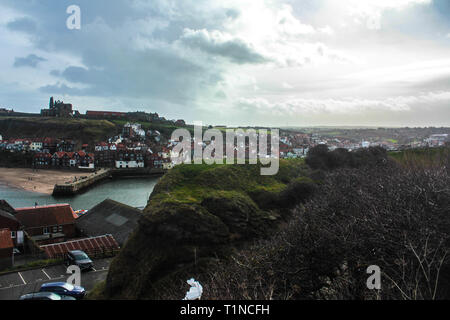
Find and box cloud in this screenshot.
[237,90,450,116]
[345,0,433,30]
[0,0,449,126]
[13,54,46,68]
[180,28,269,64]
[40,83,84,95]
[6,17,37,33]
[233,90,450,126]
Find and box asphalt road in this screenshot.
[0,258,112,300]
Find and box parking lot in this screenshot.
[0,258,112,300]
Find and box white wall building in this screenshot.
[115,160,144,169]
[30,141,43,151]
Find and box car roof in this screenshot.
[41,282,68,288]
[69,250,85,254]
[21,292,61,299]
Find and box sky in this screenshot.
[0,0,450,127]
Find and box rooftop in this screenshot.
[15,204,75,228]
[40,234,119,258]
[75,199,142,245]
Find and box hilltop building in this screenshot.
[86,110,127,119]
[41,97,73,117]
[0,108,14,114]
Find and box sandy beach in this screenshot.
[0,168,92,195]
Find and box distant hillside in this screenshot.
[0,117,119,146]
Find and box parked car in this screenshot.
[39,282,86,300]
[20,292,76,300]
[65,250,94,271]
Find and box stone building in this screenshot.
[41,97,73,117]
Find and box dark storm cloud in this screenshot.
[6,17,37,33]
[1,0,229,112]
[13,54,46,68]
[180,29,269,64]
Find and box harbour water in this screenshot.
[0,177,160,210]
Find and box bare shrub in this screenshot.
[201,161,450,300]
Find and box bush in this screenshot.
[305,145,388,171]
[200,162,450,300]
[279,177,317,208]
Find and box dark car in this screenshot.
[66,250,94,271]
[20,292,76,300]
[39,282,86,300]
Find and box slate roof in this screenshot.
[0,200,16,215]
[75,199,142,245]
[0,209,19,223]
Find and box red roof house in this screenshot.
[15,204,76,244]
[0,228,13,269]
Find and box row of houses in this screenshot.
[0,199,141,269]
[94,139,173,169]
[33,150,95,169]
[0,137,77,154]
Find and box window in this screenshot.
[53,226,58,233]
[43,227,49,235]
[58,225,63,232]
[11,231,16,239]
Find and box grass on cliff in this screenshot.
[146,159,309,211]
[0,117,118,145]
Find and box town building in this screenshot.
[40,234,120,259]
[0,229,14,269]
[14,204,77,244]
[0,209,23,248]
[33,152,52,167]
[0,200,16,215]
[41,97,73,118]
[75,199,142,245]
[86,111,127,119]
[115,150,145,168]
[30,140,43,151]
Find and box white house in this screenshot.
[30,141,43,151]
[79,163,95,170]
[115,160,144,169]
[163,162,174,170]
[95,142,109,152]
